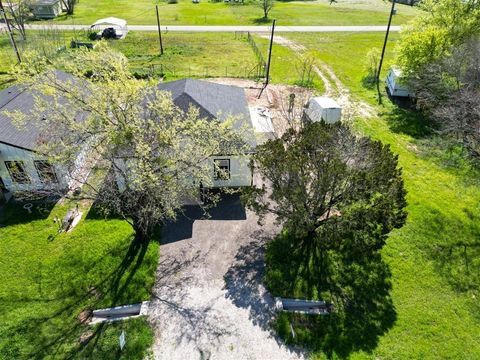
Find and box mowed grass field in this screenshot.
[280,32,480,359]
[43,0,421,25]
[0,201,160,359]
[0,31,319,89]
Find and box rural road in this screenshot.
[25,24,401,33]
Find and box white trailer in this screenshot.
[304,97,342,124]
[386,67,414,98]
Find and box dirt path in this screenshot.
[262,35,375,121]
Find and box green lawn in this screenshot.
[0,30,322,88]
[272,32,480,359]
[253,35,325,92]
[0,201,160,359]
[42,0,420,26]
[108,31,259,79]
[0,36,16,90]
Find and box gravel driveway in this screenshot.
[148,194,304,360]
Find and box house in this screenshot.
[30,0,62,20]
[0,76,258,202]
[304,97,342,124]
[0,71,85,203]
[156,79,256,188]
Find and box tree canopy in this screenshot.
[397,0,480,77]
[243,121,407,345]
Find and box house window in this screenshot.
[214,159,230,180]
[5,161,30,184]
[34,160,58,184]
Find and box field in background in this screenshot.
[40,0,421,26]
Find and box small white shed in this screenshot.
[304,97,342,124]
[386,67,414,98]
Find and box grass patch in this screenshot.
[0,201,159,359]
[285,32,403,104]
[268,32,480,359]
[253,35,325,92]
[40,0,421,26]
[0,30,325,89]
[109,31,260,79]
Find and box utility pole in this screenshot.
[155,5,164,56]
[258,19,276,98]
[265,19,276,87]
[0,0,21,63]
[376,0,396,104]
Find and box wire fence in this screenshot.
[0,30,268,81]
[131,62,265,80]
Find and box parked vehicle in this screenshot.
[386,67,414,98]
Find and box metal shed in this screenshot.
[304,96,342,124]
[30,0,62,19]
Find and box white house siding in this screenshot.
[115,154,253,193]
[210,155,252,188]
[0,143,67,195]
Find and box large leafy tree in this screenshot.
[243,121,407,309]
[397,0,480,78]
[9,44,248,242]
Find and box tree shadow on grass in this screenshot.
[422,207,480,319]
[256,233,397,359]
[0,232,156,359]
[380,105,432,139]
[252,17,273,24]
[0,199,56,227]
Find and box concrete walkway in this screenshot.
[25,24,401,33]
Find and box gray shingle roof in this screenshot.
[0,76,256,152]
[157,79,256,148]
[0,70,78,151]
[0,84,40,151]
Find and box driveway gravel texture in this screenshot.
[148,194,305,360]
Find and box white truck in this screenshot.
[386,67,414,98]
